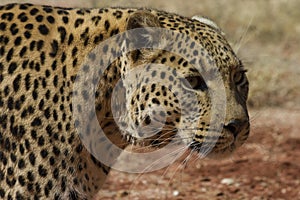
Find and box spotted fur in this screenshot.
[0,3,249,199]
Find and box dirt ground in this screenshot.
[97,108,300,200]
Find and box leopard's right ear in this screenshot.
[192,15,225,36]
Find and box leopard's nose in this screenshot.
[224,119,248,138]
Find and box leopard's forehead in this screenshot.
[149,9,240,71]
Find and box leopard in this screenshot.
[0,3,250,200]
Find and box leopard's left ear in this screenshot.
[126,11,163,46]
[125,10,165,62]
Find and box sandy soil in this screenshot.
[97,108,300,199]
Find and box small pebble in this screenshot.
[173,190,179,196]
[221,178,235,185]
[281,188,287,194]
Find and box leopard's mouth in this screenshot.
[121,126,248,155]
[188,128,249,158]
[189,139,236,158]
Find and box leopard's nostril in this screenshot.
[224,119,246,138]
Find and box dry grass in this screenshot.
[2,0,300,109]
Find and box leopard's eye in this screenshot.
[181,75,208,91]
[233,70,247,85]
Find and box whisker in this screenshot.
[235,15,254,54]
[249,110,262,123]
[128,145,189,191]
[163,151,190,188]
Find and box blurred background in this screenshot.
[1,0,300,199]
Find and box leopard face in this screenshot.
[114,12,249,157]
[0,3,249,199]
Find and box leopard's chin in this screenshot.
[204,144,236,159]
[189,127,249,159]
[189,139,238,159]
